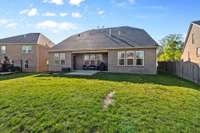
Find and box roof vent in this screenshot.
[23,35,26,38]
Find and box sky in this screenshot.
[0,0,199,44]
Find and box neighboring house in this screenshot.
[182,21,200,64]
[0,33,54,72]
[49,26,158,74]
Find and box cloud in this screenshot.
[97,10,105,15]
[112,0,135,7]
[43,0,64,5]
[71,12,82,18]
[20,8,38,16]
[37,20,77,32]
[68,0,85,6]
[60,12,68,17]
[0,19,17,29]
[43,12,57,16]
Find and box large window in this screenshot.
[126,51,135,65]
[54,53,65,65]
[118,51,144,66]
[83,54,103,65]
[197,48,200,57]
[0,46,6,54]
[25,60,29,68]
[22,46,32,53]
[118,51,125,66]
[60,53,66,65]
[136,51,144,66]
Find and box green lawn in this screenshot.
[0,72,200,133]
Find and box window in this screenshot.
[60,53,65,65]
[54,53,60,64]
[84,54,90,65]
[96,54,103,65]
[25,60,29,68]
[126,51,135,66]
[1,46,6,54]
[54,53,59,58]
[118,51,125,66]
[22,46,32,53]
[83,54,103,65]
[136,51,144,66]
[197,48,200,57]
[46,60,49,65]
[90,54,95,65]
[118,51,144,66]
[192,33,195,44]
[54,53,65,65]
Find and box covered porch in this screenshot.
[71,51,108,71]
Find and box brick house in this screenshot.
[0,33,54,72]
[182,21,200,64]
[49,26,158,74]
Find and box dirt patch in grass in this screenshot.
[103,91,115,110]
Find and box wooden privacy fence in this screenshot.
[158,61,200,85]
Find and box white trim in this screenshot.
[117,50,145,67]
[49,46,157,53]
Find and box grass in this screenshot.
[0,72,200,133]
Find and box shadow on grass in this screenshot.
[36,72,200,91]
[0,73,34,81]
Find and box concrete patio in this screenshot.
[65,70,100,76]
[0,72,14,76]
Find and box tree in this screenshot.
[158,34,184,61]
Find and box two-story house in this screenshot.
[0,33,54,72]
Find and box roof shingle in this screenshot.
[192,21,200,25]
[0,33,41,44]
[52,26,158,51]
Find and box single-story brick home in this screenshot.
[0,33,54,72]
[182,21,200,64]
[49,26,158,74]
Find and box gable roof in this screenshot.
[183,20,200,52]
[51,26,158,51]
[0,33,54,47]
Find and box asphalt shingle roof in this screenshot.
[193,21,200,25]
[52,26,158,51]
[0,33,41,44]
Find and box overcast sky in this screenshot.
[0,0,199,44]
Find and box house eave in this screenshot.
[0,43,37,45]
[48,46,157,53]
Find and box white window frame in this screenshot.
[197,48,200,57]
[60,53,66,65]
[83,54,103,65]
[54,53,66,65]
[0,46,6,54]
[54,53,60,65]
[117,51,144,66]
[135,51,144,66]
[22,45,32,54]
[118,51,126,66]
[126,51,135,66]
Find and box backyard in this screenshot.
[0,72,200,133]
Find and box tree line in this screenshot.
[157,34,184,62]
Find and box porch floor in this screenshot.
[65,70,100,76]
